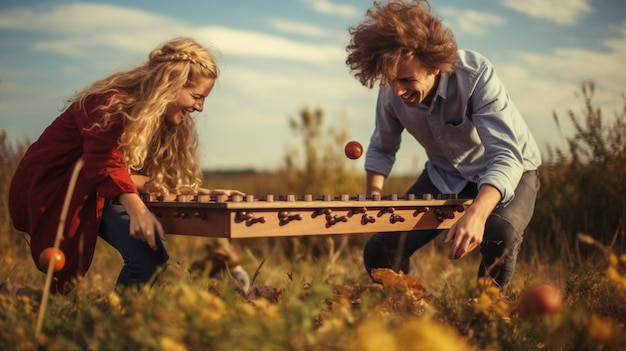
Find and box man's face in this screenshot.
[389,58,440,107]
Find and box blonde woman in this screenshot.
[9,37,248,293]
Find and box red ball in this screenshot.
[344,141,363,160]
[517,284,563,319]
[38,247,66,273]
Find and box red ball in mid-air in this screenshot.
[517,284,563,319]
[38,247,66,272]
[344,141,363,160]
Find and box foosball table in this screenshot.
[143,193,472,238]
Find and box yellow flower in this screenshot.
[159,336,187,351]
[108,291,121,311]
[348,318,397,351]
[316,317,345,344]
[397,318,474,351]
[587,314,616,343]
[241,302,257,317]
[198,291,227,323]
[493,299,510,318]
[486,286,501,299]
[606,266,626,291]
[178,286,198,309]
[473,293,492,314]
[252,298,281,320]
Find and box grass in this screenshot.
[1,227,625,351]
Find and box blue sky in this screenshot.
[1,0,625,175]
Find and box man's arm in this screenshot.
[366,171,386,196]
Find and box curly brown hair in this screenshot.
[346,0,457,88]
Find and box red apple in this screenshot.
[38,247,66,272]
[344,141,363,160]
[517,284,563,318]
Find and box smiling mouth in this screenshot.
[401,92,418,103]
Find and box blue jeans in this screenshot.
[99,199,169,288]
[363,169,539,290]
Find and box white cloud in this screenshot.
[0,4,192,57]
[301,0,359,18]
[500,0,593,26]
[200,26,345,64]
[267,18,332,37]
[32,32,175,57]
[0,3,177,33]
[495,22,626,152]
[2,3,346,65]
[439,8,505,36]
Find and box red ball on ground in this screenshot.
[517,284,563,319]
[38,247,66,272]
[344,141,363,160]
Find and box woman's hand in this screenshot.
[198,187,246,197]
[118,193,165,251]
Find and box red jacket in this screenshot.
[9,93,138,292]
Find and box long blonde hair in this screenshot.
[73,37,219,195]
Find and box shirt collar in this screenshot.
[424,72,448,111]
[437,72,450,100]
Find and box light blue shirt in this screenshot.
[365,49,542,204]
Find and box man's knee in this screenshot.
[481,214,519,258]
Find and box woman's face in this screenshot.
[165,77,215,125]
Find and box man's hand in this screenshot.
[444,184,501,260]
[444,209,486,259]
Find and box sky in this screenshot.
[1,0,625,175]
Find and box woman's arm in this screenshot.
[118,192,165,251]
[131,174,150,193]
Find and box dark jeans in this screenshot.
[99,199,169,288]
[363,169,539,290]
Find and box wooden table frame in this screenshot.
[144,194,472,239]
